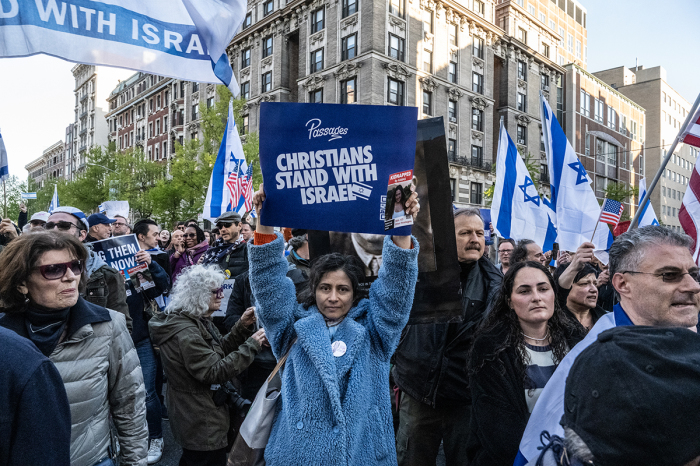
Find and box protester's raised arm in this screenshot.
[252,184,274,236]
[392,188,420,249]
[558,241,595,290]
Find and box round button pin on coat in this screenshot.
[332,340,347,357]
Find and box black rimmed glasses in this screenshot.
[211,287,225,298]
[620,270,700,283]
[45,221,81,231]
[37,260,84,280]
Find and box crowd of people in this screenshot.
[1,186,699,466]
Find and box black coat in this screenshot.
[466,325,582,466]
[393,256,503,407]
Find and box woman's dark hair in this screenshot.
[0,231,88,313]
[158,229,171,249]
[555,262,599,285]
[468,261,575,386]
[299,253,367,309]
[185,224,206,244]
[203,229,215,245]
[388,186,408,216]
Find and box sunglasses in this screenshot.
[211,287,225,298]
[37,260,84,280]
[216,222,233,229]
[184,233,198,238]
[45,221,81,231]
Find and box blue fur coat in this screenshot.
[248,233,419,466]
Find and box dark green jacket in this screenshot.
[148,313,260,451]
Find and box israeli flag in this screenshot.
[636,177,659,227]
[540,95,613,255]
[49,185,59,214]
[0,0,245,95]
[203,100,248,221]
[0,128,8,182]
[491,121,557,251]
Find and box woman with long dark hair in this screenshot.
[390,186,408,219]
[158,229,171,250]
[466,261,582,466]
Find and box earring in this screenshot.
[23,294,29,305]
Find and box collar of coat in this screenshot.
[289,300,371,424]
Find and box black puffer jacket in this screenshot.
[393,256,502,407]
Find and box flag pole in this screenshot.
[591,198,605,242]
[2,179,6,219]
[630,91,700,229]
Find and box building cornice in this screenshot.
[569,63,646,113]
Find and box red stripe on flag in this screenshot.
[684,133,700,148]
[680,168,700,264]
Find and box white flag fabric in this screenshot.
[0,128,8,182]
[540,95,612,254]
[491,121,557,250]
[636,178,659,228]
[203,100,249,222]
[0,0,245,95]
[49,185,59,214]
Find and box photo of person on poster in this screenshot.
[388,185,409,220]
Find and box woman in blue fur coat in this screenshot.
[247,185,420,466]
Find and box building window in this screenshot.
[261,71,272,92]
[448,139,456,158]
[474,0,484,14]
[576,40,581,59]
[423,50,432,73]
[242,12,252,29]
[241,81,250,100]
[519,28,527,44]
[539,12,546,23]
[472,108,483,132]
[449,61,458,84]
[310,49,324,73]
[517,93,527,112]
[517,125,527,145]
[449,23,458,46]
[241,48,251,68]
[450,178,457,201]
[541,73,549,90]
[263,0,273,16]
[262,36,273,58]
[242,115,249,134]
[423,91,432,115]
[607,106,616,130]
[341,34,357,61]
[387,78,404,105]
[311,7,324,33]
[448,100,457,121]
[388,34,405,61]
[528,3,535,14]
[389,0,405,18]
[542,43,550,58]
[207,96,214,109]
[595,99,604,123]
[156,95,161,109]
[567,33,573,53]
[472,145,483,165]
[191,103,199,121]
[470,182,483,205]
[341,77,356,104]
[342,0,357,17]
[518,60,527,80]
[422,9,433,34]
[309,89,323,103]
[473,37,484,59]
[472,72,483,94]
[580,90,590,117]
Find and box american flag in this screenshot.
[599,198,624,226]
[679,96,700,263]
[682,105,700,148]
[225,160,243,207]
[240,165,254,213]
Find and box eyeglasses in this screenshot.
[498,249,513,254]
[45,221,80,231]
[113,222,127,227]
[37,260,84,280]
[216,222,233,229]
[621,270,700,283]
[184,233,197,238]
[211,287,225,298]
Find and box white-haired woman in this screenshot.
[149,265,266,466]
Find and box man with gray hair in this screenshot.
[516,225,700,466]
[394,207,503,466]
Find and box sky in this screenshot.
[1,0,699,181]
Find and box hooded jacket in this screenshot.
[148,313,260,451]
[248,233,419,466]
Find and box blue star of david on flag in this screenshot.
[519,176,540,206]
[568,161,589,185]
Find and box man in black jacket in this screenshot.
[393,207,502,466]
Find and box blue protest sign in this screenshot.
[480,208,492,245]
[259,103,418,235]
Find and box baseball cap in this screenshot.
[563,326,700,466]
[87,213,117,228]
[50,207,89,231]
[215,211,242,224]
[29,211,50,223]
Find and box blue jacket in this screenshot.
[249,233,419,466]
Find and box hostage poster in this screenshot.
[258,102,418,235]
[91,234,153,292]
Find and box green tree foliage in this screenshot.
[24,86,259,227]
[1,175,28,222]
